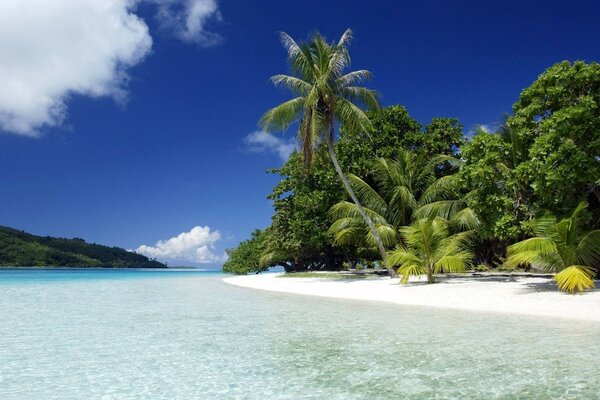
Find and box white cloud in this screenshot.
[0,1,152,136]
[134,226,224,264]
[0,0,223,136]
[152,0,222,46]
[244,130,296,161]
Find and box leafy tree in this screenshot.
[511,61,600,211]
[261,149,373,271]
[460,61,600,265]
[336,106,464,174]
[259,29,392,273]
[407,117,465,158]
[386,217,475,284]
[334,105,420,174]
[459,123,532,242]
[505,202,600,293]
[223,229,269,275]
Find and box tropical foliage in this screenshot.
[328,149,468,249]
[386,217,475,284]
[226,35,600,294]
[223,229,269,275]
[505,202,600,293]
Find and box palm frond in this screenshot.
[336,70,373,87]
[328,217,361,235]
[450,207,480,230]
[328,29,352,77]
[279,32,301,59]
[413,200,463,220]
[417,175,457,206]
[504,251,562,272]
[570,201,589,222]
[334,97,372,134]
[270,74,311,95]
[348,174,388,214]
[259,97,305,132]
[365,224,398,248]
[388,185,417,222]
[340,86,379,110]
[329,201,387,225]
[337,28,353,48]
[530,213,557,237]
[576,230,600,266]
[419,154,460,180]
[442,231,475,254]
[398,264,427,284]
[435,251,471,274]
[507,237,557,256]
[386,247,421,268]
[554,265,595,293]
[332,227,367,246]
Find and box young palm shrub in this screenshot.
[385,216,476,284]
[259,29,394,273]
[505,202,600,293]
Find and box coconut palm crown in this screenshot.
[259,29,378,168]
[505,202,600,293]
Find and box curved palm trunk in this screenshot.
[326,139,397,278]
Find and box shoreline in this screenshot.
[224,273,600,322]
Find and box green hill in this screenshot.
[0,226,166,268]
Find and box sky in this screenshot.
[0,0,599,268]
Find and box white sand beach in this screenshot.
[224,273,600,322]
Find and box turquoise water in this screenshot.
[1,269,599,399]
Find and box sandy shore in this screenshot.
[224,273,600,322]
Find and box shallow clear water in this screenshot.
[1,269,599,399]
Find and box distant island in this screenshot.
[0,226,165,268]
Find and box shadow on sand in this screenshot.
[405,275,600,295]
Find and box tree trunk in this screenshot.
[427,270,434,284]
[326,138,397,278]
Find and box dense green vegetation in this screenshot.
[0,226,165,268]
[224,31,600,293]
[505,202,600,293]
[222,230,268,274]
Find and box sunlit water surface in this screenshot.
[1,269,599,399]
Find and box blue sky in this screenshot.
[0,0,599,267]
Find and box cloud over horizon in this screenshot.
[0,0,222,136]
[134,225,225,264]
[244,130,296,161]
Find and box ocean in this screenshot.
[1,269,599,399]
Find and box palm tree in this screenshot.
[328,150,476,250]
[386,217,474,284]
[259,29,390,271]
[505,202,600,293]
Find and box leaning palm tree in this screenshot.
[329,150,476,250]
[505,202,600,293]
[386,217,475,284]
[259,29,389,270]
